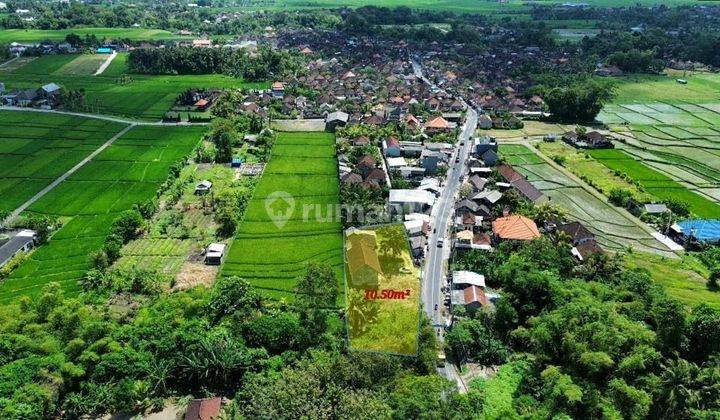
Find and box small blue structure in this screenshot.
[231,157,243,168]
[97,47,113,54]
[677,220,720,243]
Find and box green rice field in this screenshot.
[0,110,126,213]
[0,54,268,121]
[0,28,192,44]
[500,144,674,257]
[221,131,343,300]
[0,124,206,302]
[587,149,720,218]
[598,73,720,211]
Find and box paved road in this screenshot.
[423,109,477,326]
[0,106,208,126]
[412,56,475,392]
[2,123,136,226]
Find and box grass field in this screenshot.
[499,144,674,256]
[610,72,720,104]
[0,28,192,43]
[221,131,343,300]
[588,149,720,218]
[0,110,126,213]
[622,252,719,310]
[0,54,268,121]
[0,124,206,302]
[469,360,532,418]
[346,224,421,356]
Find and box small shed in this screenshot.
[204,243,226,265]
[195,180,213,195]
[97,47,113,54]
[231,157,243,168]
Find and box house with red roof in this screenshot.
[492,214,541,242]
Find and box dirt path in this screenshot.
[0,105,208,126]
[94,51,118,75]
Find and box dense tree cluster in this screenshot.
[542,79,616,122]
[453,237,720,418]
[127,46,303,81]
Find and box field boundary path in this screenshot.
[94,50,118,75]
[0,56,20,68]
[3,123,136,225]
[0,106,208,126]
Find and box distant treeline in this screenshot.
[127,47,304,81]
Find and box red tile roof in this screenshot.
[492,215,541,241]
[463,286,489,306]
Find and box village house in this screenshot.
[383,136,401,157]
[325,111,349,132]
[452,285,489,312]
[0,230,37,269]
[492,214,541,242]
[563,130,613,149]
[185,397,223,420]
[497,164,547,204]
[389,189,435,214]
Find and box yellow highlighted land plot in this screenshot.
[345,224,421,356]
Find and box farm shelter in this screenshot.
[676,220,720,244]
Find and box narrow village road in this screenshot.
[412,56,474,392]
[2,123,136,226]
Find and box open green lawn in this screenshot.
[0,28,192,44]
[0,110,126,213]
[1,54,268,121]
[588,149,720,218]
[622,252,720,310]
[0,124,206,302]
[221,131,343,300]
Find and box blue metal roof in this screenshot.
[677,219,720,241]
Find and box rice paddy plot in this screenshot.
[0,125,206,302]
[55,54,109,76]
[588,149,720,218]
[1,55,269,121]
[0,28,192,44]
[221,131,344,300]
[0,110,126,213]
[499,144,674,257]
